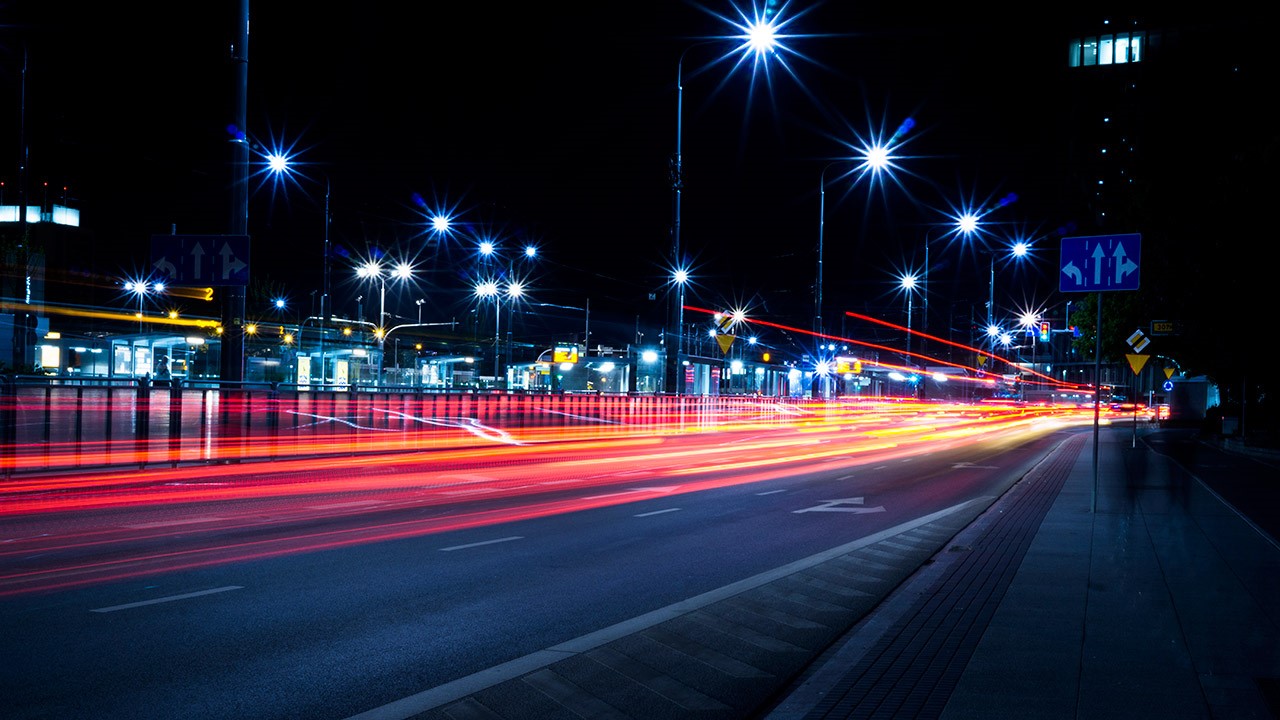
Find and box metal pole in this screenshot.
[815,166,828,400]
[1092,293,1101,513]
[318,178,329,386]
[494,298,501,385]
[378,280,386,386]
[906,291,912,361]
[221,0,250,383]
[816,167,826,345]
[988,253,995,331]
[669,52,686,396]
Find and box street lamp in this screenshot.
[669,268,689,394]
[814,138,897,397]
[355,259,414,385]
[123,279,164,334]
[668,11,796,395]
[922,212,980,338]
[124,279,163,378]
[984,236,1035,347]
[899,273,918,363]
[474,278,523,387]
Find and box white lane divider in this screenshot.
[438,536,523,552]
[91,586,243,613]
[634,508,680,518]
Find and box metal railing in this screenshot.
[1,375,814,477]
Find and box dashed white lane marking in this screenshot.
[90,586,243,613]
[438,536,523,552]
[756,489,787,496]
[634,508,680,518]
[343,498,986,720]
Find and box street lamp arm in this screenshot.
[383,321,456,339]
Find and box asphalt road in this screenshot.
[1,423,1084,719]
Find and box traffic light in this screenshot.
[1039,321,1050,342]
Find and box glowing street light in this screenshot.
[899,273,918,362]
[669,267,690,394]
[668,5,806,395]
[124,279,165,334]
[355,259,414,385]
[922,211,981,337]
[813,122,909,398]
[262,147,455,386]
[475,278,526,386]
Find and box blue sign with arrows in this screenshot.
[150,234,250,287]
[1059,233,1140,293]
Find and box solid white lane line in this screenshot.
[634,508,680,518]
[438,536,523,552]
[90,586,243,613]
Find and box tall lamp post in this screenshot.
[900,273,918,363]
[922,213,978,338]
[474,279,521,387]
[222,0,250,384]
[814,144,893,398]
[124,280,163,377]
[984,238,1032,343]
[356,260,413,386]
[668,16,789,395]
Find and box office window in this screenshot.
[1069,31,1142,68]
[1100,35,1114,65]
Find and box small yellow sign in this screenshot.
[1126,353,1149,375]
[715,334,735,354]
[1164,367,1176,380]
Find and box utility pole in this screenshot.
[220,0,250,382]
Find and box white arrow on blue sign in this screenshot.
[1059,233,1140,293]
[150,234,250,287]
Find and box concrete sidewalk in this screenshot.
[763,426,1280,720]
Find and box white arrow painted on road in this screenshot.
[793,497,885,514]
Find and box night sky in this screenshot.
[4,3,1150,350]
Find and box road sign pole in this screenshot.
[1092,293,1101,514]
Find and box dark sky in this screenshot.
[5,2,1084,348]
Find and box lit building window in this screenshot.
[1069,31,1144,67]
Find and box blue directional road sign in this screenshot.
[150,234,250,286]
[1059,233,1140,293]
